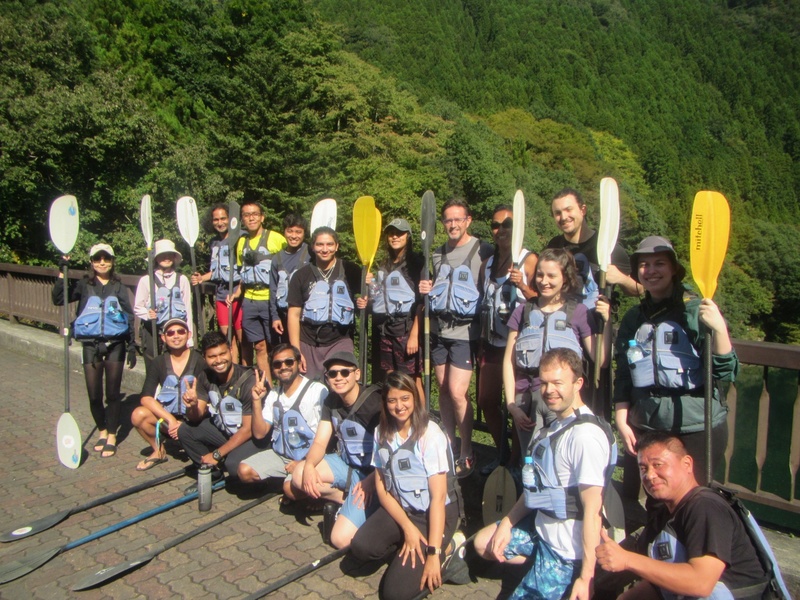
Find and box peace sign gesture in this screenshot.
[182,377,199,408]
[251,368,269,403]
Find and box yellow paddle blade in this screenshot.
[353,196,381,269]
[690,191,730,299]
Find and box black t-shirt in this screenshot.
[374,251,424,337]
[321,385,383,436]
[196,363,255,416]
[286,259,362,346]
[546,231,631,276]
[638,487,767,598]
[141,349,205,397]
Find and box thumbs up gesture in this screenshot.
[596,528,628,573]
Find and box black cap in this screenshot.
[323,351,359,369]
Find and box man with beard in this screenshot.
[237,343,328,490]
[287,351,382,548]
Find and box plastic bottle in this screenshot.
[287,427,301,449]
[627,339,645,364]
[521,456,535,490]
[198,465,213,512]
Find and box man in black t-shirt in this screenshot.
[596,432,767,599]
[287,351,382,548]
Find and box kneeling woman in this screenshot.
[350,372,460,600]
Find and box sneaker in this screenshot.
[455,454,475,479]
[442,530,470,585]
[479,457,501,476]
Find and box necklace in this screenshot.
[318,258,337,283]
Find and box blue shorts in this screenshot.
[503,514,581,600]
[242,298,271,343]
[430,336,475,369]
[322,452,378,528]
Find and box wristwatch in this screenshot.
[426,545,441,556]
[212,450,225,464]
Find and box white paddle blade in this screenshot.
[56,413,81,469]
[176,196,200,247]
[140,194,154,249]
[597,178,620,272]
[49,195,79,255]
[311,198,337,232]
[511,189,525,264]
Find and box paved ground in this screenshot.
[0,319,797,600]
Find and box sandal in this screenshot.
[455,454,475,479]
[93,438,108,453]
[136,456,168,471]
[101,443,117,458]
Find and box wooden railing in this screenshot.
[1,262,798,528]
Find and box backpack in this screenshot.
[514,299,582,372]
[628,319,703,390]
[154,274,187,326]
[429,239,481,320]
[73,284,130,341]
[573,252,599,309]
[301,262,355,326]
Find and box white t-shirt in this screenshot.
[261,376,327,442]
[535,405,609,560]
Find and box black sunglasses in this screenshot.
[164,328,187,337]
[272,358,297,370]
[491,218,513,230]
[325,368,355,379]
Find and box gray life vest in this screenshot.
[480,251,530,342]
[573,252,599,310]
[330,385,380,469]
[629,320,703,390]
[73,283,130,340]
[154,273,187,326]
[515,299,582,372]
[208,369,253,437]
[372,262,416,320]
[429,239,481,320]
[523,412,617,520]
[209,238,240,284]
[378,431,459,514]
[273,246,309,310]
[301,261,355,326]
[272,379,315,461]
[239,230,274,288]
[155,351,201,416]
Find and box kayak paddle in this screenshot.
[353,196,381,381]
[140,194,159,359]
[310,198,337,233]
[176,195,203,341]
[227,199,241,345]
[420,190,437,408]
[594,177,620,388]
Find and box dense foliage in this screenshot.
[1,0,798,341]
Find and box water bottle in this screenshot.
[198,465,213,512]
[521,456,535,490]
[627,339,645,364]
[287,427,302,449]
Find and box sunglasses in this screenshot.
[325,368,355,379]
[164,328,187,337]
[91,254,113,263]
[272,358,297,370]
[491,218,513,230]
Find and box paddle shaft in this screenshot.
[147,248,159,359]
[227,201,240,346]
[243,546,349,599]
[704,331,713,484]
[423,268,431,409]
[359,268,368,383]
[189,247,203,341]
[61,263,70,413]
[592,270,608,388]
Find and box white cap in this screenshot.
[89,243,115,258]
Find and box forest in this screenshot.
[1,0,799,341]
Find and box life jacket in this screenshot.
[480,251,530,341]
[514,299,582,372]
[273,246,309,310]
[272,379,315,461]
[209,239,240,285]
[73,284,130,340]
[207,369,253,437]
[301,261,355,327]
[371,259,416,321]
[628,320,703,390]
[155,351,201,415]
[378,430,460,514]
[429,239,481,321]
[648,484,788,600]
[522,412,617,521]
[239,230,275,288]
[573,252,599,309]
[330,385,380,469]
[154,273,187,326]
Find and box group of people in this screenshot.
[51,187,776,599]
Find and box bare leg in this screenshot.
[447,364,474,460]
[434,363,456,444]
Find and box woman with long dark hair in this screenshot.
[52,244,135,457]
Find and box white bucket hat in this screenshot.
[154,239,183,264]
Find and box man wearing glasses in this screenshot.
[228,200,287,373]
[419,198,493,478]
[131,318,205,471]
[236,343,328,490]
[287,351,382,548]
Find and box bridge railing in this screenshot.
[1,262,798,528]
